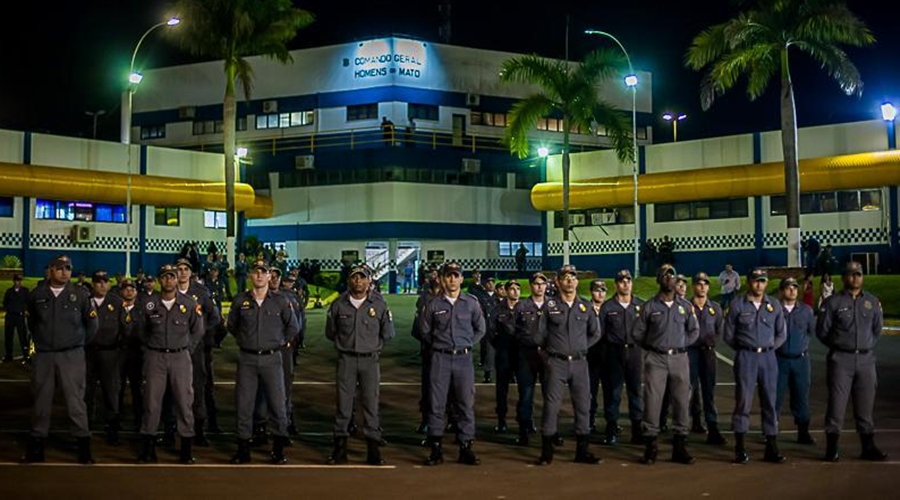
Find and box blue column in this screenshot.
[753,132,764,255]
[888,121,896,150]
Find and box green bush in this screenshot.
[1,255,22,269]
[314,272,341,290]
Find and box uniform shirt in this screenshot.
[723,293,787,350]
[27,282,98,352]
[178,282,222,346]
[122,302,140,346]
[599,295,644,345]
[690,298,725,348]
[778,302,815,355]
[140,294,204,350]
[535,296,601,356]
[279,289,304,340]
[816,289,883,351]
[88,294,126,348]
[488,298,518,346]
[228,290,300,351]
[3,285,29,314]
[411,289,441,342]
[326,291,395,354]
[514,297,546,348]
[633,294,700,351]
[418,293,486,350]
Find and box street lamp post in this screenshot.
[883,102,897,150]
[85,110,106,139]
[662,112,688,142]
[121,17,180,277]
[585,29,640,277]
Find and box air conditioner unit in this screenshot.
[295,155,315,170]
[461,158,481,173]
[465,93,480,107]
[178,106,196,119]
[262,100,278,113]
[70,224,96,244]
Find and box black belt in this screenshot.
[339,351,378,357]
[649,347,687,355]
[36,345,83,353]
[739,346,774,353]
[434,347,471,355]
[699,345,716,351]
[546,351,587,361]
[147,346,188,353]
[88,344,121,351]
[240,347,280,355]
[776,351,808,359]
[832,347,871,354]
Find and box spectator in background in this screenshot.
[234,252,249,295]
[405,117,416,147]
[515,243,528,276]
[803,236,821,275]
[717,264,741,308]
[816,244,839,276]
[817,273,834,309]
[380,116,395,145]
[404,261,415,294]
[658,236,675,266]
[801,271,815,308]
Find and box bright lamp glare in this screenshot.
[236,147,249,158]
[167,17,181,26]
[662,113,673,121]
[624,74,638,87]
[882,102,897,122]
[537,147,549,158]
[129,72,143,84]
[677,114,687,121]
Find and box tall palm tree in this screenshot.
[685,0,874,267]
[500,49,633,265]
[171,0,314,263]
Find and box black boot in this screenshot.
[574,434,601,464]
[690,418,707,434]
[706,422,727,445]
[160,424,176,446]
[105,421,120,445]
[77,436,95,465]
[194,419,210,447]
[734,433,750,464]
[640,436,658,465]
[763,435,786,463]
[537,435,554,465]
[22,436,45,463]
[516,426,530,446]
[270,435,288,465]
[347,421,359,437]
[252,424,268,446]
[208,417,222,434]
[424,436,444,466]
[797,422,816,445]
[327,436,348,465]
[138,435,157,463]
[860,433,888,461]
[552,433,564,447]
[457,439,480,465]
[415,421,428,435]
[483,371,492,383]
[823,433,840,462]
[180,436,195,464]
[230,439,251,464]
[630,420,643,445]
[671,434,695,465]
[367,438,386,466]
[494,417,508,433]
[601,422,618,445]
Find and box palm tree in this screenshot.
[685,0,874,267]
[171,0,314,263]
[500,49,633,265]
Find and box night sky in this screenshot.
[1,0,896,142]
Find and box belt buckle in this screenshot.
[666,349,675,355]
[566,354,573,361]
[754,347,763,353]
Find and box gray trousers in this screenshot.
[542,357,591,436]
[480,338,495,373]
[30,349,90,438]
[85,347,123,427]
[236,351,288,440]
[825,351,877,434]
[427,351,476,441]
[334,352,381,439]
[191,343,207,422]
[643,351,690,437]
[282,348,294,424]
[732,350,778,435]
[141,349,195,437]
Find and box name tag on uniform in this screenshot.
[35,298,47,304]
[435,310,448,316]
[650,311,662,317]
[740,312,753,317]
[549,310,562,315]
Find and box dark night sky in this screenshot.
[1,0,897,142]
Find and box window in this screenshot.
[94,204,127,223]
[499,241,543,257]
[203,211,227,229]
[586,207,635,225]
[34,199,126,223]
[255,111,313,130]
[0,197,12,217]
[408,103,439,121]
[193,118,248,135]
[655,198,749,222]
[140,125,166,140]
[770,189,882,216]
[347,103,378,121]
[154,207,180,226]
[471,111,507,127]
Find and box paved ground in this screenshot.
[1,295,898,498]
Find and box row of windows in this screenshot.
[193,118,248,135]
[553,207,636,228]
[35,200,127,223]
[0,197,13,218]
[279,167,510,189]
[770,189,882,215]
[499,241,544,258]
[255,111,314,130]
[655,198,749,223]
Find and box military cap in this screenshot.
[251,260,270,272]
[119,278,137,289]
[530,272,548,284]
[692,272,710,285]
[349,265,369,278]
[174,257,193,270]
[158,264,177,278]
[91,270,109,282]
[843,261,864,276]
[590,279,608,292]
[557,264,577,277]
[748,268,769,282]
[657,264,677,280]
[441,262,463,276]
[13,273,23,281]
[614,269,632,282]
[779,277,799,289]
[504,279,521,290]
[49,254,72,269]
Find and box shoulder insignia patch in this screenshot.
[70,294,78,302]
[195,304,203,316]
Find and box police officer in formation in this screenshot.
[513,272,549,446]
[468,270,496,383]
[280,273,304,434]
[633,264,699,465]
[3,273,29,363]
[816,261,888,462]
[23,255,98,464]
[775,276,817,445]
[488,279,521,433]
[687,272,727,445]
[535,265,601,465]
[723,268,786,464]
[411,264,442,435]
[597,270,646,445]
[227,260,299,464]
[117,278,144,431]
[84,270,126,445]
[418,262,485,466]
[586,278,606,435]
[326,265,395,465]
[137,264,204,464]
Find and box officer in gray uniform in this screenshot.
[227,260,299,464]
[488,279,521,433]
[279,273,304,435]
[418,261,485,466]
[23,254,98,464]
[118,278,144,431]
[326,265,395,466]
[535,265,601,466]
[513,272,550,446]
[687,272,727,445]
[816,261,888,462]
[775,277,816,445]
[85,270,126,445]
[633,264,699,465]
[137,264,205,465]
[723,268,787,464]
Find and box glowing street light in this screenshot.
[883,102,897,150]
[663,112,687,142]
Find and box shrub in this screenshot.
[1,255,22,269]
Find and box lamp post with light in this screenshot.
[584,29,640,276]
[883,102,897,150]
[663,112,687,142]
